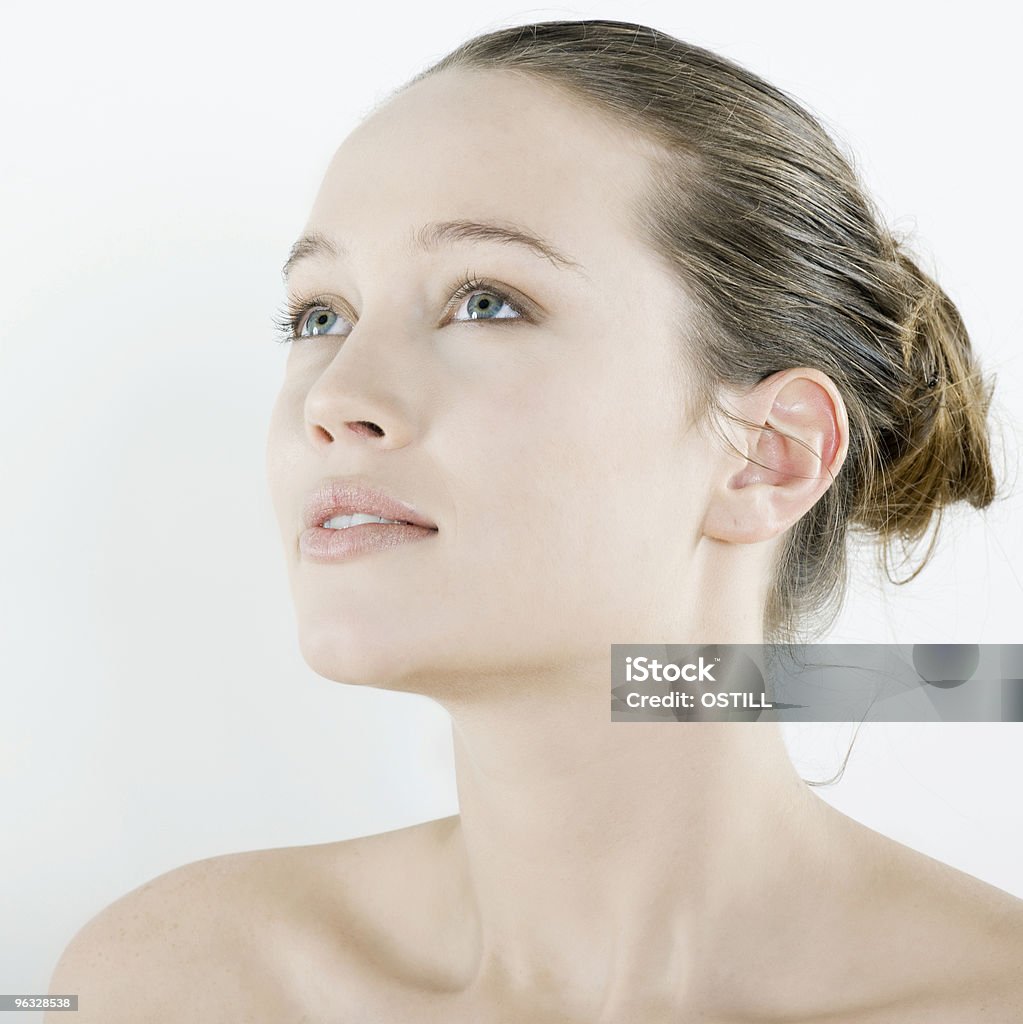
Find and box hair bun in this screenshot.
[853,243,998,578]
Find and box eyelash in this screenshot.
[270,271,528,345]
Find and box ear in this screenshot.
[701,369,849,544]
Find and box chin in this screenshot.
[293,614,529,703]
[295,614,419,691]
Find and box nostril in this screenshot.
[348,421,385,438]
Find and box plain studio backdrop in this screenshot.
[2,0,1021,1007]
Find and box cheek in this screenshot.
[442,373,679,616]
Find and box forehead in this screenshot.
[305,69,660,272]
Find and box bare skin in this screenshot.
[48,812,1023,1022]
[48,68,1023,1021]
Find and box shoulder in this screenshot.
[954,882,1023,1020]
[44,818,459,1023]
[939,890,1023,1021]
[801,804,1023,1021]
[865,838,1023,1021]
[44,851,280,1023]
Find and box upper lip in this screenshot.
[303,478,438,531]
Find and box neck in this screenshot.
[435,652,846,1018]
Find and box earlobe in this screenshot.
[702,370,848,544]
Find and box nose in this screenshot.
[302,325,421,452]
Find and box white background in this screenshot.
[2,0,1021,1008]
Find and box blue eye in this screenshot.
[272,298,354,344]
[298,307,352,338]
[451,288,522,322]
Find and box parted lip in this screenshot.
[303,478,438,531]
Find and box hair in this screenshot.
[396,19,1000,654]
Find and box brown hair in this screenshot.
[400,19,1000,644]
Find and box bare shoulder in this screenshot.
[935,869,1023,1020]
[44,849,293,1023]
[44,816,460,1024]
[889,899,1023,1024]
[849,821,1023,1022]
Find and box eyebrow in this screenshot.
[281,219,587,281]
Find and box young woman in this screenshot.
[48,19,1022,1023]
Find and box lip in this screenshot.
[300,521,437,563]
[299,477,438,564]
[303,478,438,531]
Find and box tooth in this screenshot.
[323,512,405,529]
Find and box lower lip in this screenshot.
[299,522,437,563]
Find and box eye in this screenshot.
[450,286,523,322]
[271,297,354,344]
[297,306,352,338]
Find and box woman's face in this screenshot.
[266,69,718,697]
